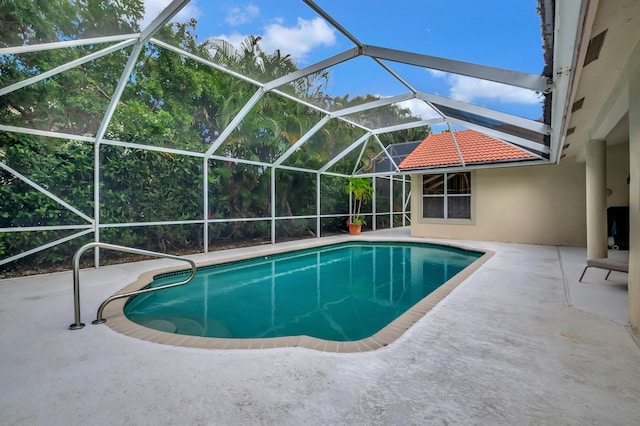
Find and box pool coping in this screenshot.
[102,237,494,352]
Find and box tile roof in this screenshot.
[398,129,535,169]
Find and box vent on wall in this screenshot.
[584,29,607,66]
[572,98,585,112]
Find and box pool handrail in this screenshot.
[69,242,197,330]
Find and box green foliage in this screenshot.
[0,0,142,48]
[100,145,203,223]
[0,0,142,135]
[0,3,425,274]
[0,133,94,227]
[345,177,374,225]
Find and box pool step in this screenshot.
[170,317,205,336]
[138,316,232,338]
[204,318,233,338]
[139,319,177,333]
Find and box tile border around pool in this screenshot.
[102,237,494,352]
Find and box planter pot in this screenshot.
[348,223,362,235]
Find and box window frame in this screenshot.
[421,172,473,221]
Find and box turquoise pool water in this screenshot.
[124,242,482,341]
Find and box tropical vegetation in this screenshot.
[0,0,429,275]
[345,177,374,226]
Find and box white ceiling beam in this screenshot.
[302,0,363,47]
[0,225,92,233]
[372,118,444,135]
[350,170,403,178]
[0,124,95,143]
[0,162,94,223]
[140,0,192,42]
[263,47,360,91]
[372,134,400,173]
[94,5,207,146]
[363,45,551,93]
[351,136,370,175]
[0,229,93,266]
[204,88,265,157]
[270,87,373,133]
[271,87,330,114]
[94,41,145,142]
[319,132,372,173]
[448,123,466,168]
[0,34,139,55]
[319,170,352,178]
[151,38,264,88]
[272,163,322,175]
[98,136,323,175]
[101,139,206,158]
[415,92,550,135]
[331,93,415,118]
[372,57,418,93]
[419,98,447,120]
[273,115,331,166]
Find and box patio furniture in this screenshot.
[579,258,629,282]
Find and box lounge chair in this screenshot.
[579,258,629,282]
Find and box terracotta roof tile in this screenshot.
[398,129,535,169]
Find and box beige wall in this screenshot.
[410,161,587,246]
[627,37,640,332]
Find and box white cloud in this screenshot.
[212,32,252,51]
[225,4,260,27]
[140,0,202,29]
[430,70,542,105]
[259,17,336,63]
[450,76,542,104]
[396,99,442,121]
[428,69,447,78]
[208,17,336,64]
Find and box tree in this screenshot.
[0,0,143,135]
[0,3,426,274]
[345,177,374,226]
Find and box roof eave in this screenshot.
[398,156,539,172]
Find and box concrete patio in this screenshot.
[1,228,638,425]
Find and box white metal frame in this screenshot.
[0,0,565,268]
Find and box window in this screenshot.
[422,172,471,219]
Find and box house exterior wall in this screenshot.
[409,162,587,246]
[627,37,640,333]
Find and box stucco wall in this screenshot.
[410,161,587,246]
[627,36,640,332]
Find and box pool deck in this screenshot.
[1,228,638,425]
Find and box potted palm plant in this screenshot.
[345,177,374,235]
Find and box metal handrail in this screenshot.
[69,242,197,330]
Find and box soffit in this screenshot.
[563,0,640,161]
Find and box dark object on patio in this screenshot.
[579,258,629,282]
[607,206,629,250]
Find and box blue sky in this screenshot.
[142,0,546,122]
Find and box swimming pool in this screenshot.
[117,241,487,350]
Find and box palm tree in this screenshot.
[345,177,374,226]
